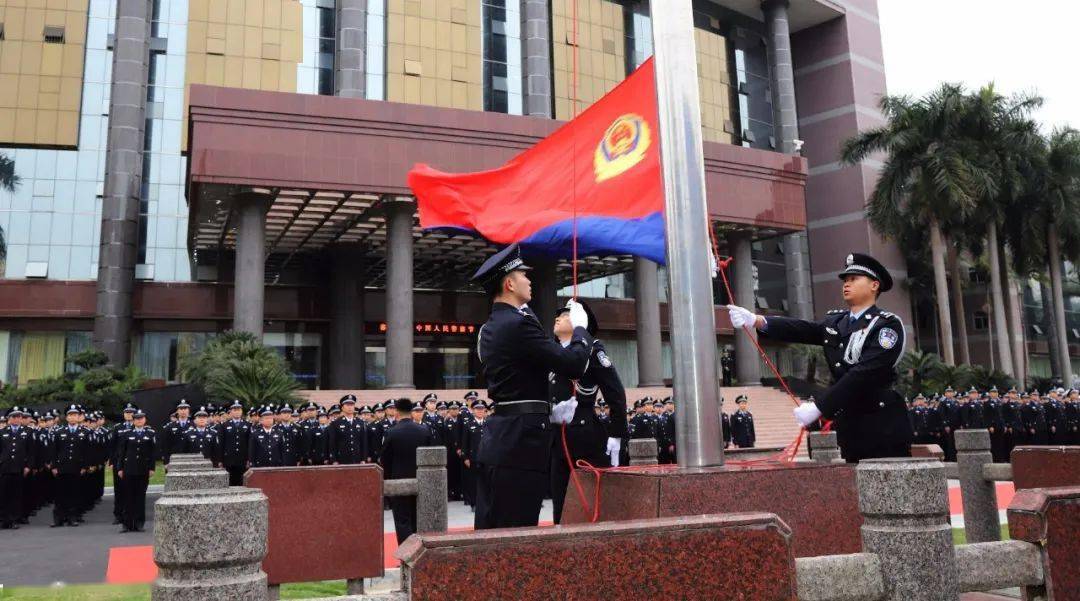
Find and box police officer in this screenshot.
[720,349,735,387]
[183,406,217,460]
[216,400,250,485]
[0,407,34,529]
[662,398,677,462]
[729,252,912,462]
[116,409,156,532]
[731,395,756,448]
[160,400,193,464]
[548,301,628,524]
[937,388,962,461]
[304,408,333,465]
[909,394,931,443]
[107,403,136,525]
[328,394,368,464]
[472,244,594,529]
[381,399,435,543]
[275,404,303,466]
[461,399,488,508]
[1044,389,1068,445]
[51,405,89,527]
[630,399,657,440]
[249,407,284,468]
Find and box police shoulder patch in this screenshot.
[827,309,845,315]
[597,350,613,368]
[878,327,898,349]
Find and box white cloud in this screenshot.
[878,0,1078,131]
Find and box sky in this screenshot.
[878,0,1078,131]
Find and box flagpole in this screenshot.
[649,0,724,467]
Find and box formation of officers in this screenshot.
[907,385,1080,462]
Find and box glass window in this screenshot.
[482,0,522,115]
[317,6,336,96]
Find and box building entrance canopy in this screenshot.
[186,85,807,289]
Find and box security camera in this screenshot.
[792,139,805,153]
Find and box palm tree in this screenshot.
[1039,128,1080,383]
[842,85,993,365]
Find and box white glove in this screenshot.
[727,304,757,329]
[550,397,578,424]
[566,299,589,331]
[606,437,621,467]
[793,402,822,427]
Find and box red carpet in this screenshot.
[105,545,157,583]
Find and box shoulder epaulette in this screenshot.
[826,309,846,315]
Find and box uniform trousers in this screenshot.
[122,474,150,530]
[389,496,417,544]
[225,465,247,487]
[112,466,125,519]
[474,464,546,530]
[52,473,80,525]
[461,463,476,506]
[0,473,24,525]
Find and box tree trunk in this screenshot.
[947,244,971,364]
[1046,223,1072,384]
[1000,247,1027,385]
[1041,279,1062,380]
[929,220,956,365]
[986,223,1014,376]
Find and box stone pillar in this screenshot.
[529,260,559,334]
[629,438,658,466]
[384,199,415,389]
[520,0,552,117]
[857,458,958,601]
[328,244,366,388]
[335,0,366,98]
[954,429,1001,543]
[233,191,270,338]
[635,257,664,386]
[416,446,448,534]
[807,431,841,464]
[152,487,269,600]
[164,469,229,493]
[94,0,152,367]
[729,232,761,384]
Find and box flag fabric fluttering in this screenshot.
[408,58,665,264]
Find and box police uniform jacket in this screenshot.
[117,428,157,476]
[182,428,217,460]
[160,420,192,463]
[731,410,756,447]
[327,416,368,464]
[960,401,986,429]
[760,304,913,458]
[477,302,594,471]
[248,427,284,468]
[1043,399,1066,433]
[548,339,629,465]
[984,399,1005,431]
[0,425,34,474]
[52,425,89,474]
[938,399,962,431]
[629,413,657,440]
[381,419,435,479]
[462,419,484,462]
[721,412,730,447]
[108,422,133,466]
[1002,401,1023,432]
[215,419,250,467]
[304,424,332,465]
[276,423,304,466]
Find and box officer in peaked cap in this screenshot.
[216,400,250,485]
[161,399,193,465]
[0,406,33,529]
[728,252,912,462]
[472,243,595,529]
[52,404,90,527]
[116,408,155,532]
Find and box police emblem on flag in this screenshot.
[594,113,651,182]
[878,327,898,350]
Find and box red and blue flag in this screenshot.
[408,58,665,264]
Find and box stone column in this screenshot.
[729,232,761,384]
[763,0,814,337]
[335,0,367,98]
[857,458,958,601]
[94,0,152,367]
[807,431,841,464]
[164,469,229,493]
[152,487,269,600]
[233,191,270,338]
[635,257,665,386]
[629,438,658,466]
[955,429,1001,543]
[416,446,448,534]
[529,260,558,334]
[328,244,366,388]
[384,199,415,389]
[520,0,552,117]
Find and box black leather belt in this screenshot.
[491,400,550,416]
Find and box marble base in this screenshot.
[1010,446,1080,490]
[560,461,861,557]
[1008,485,1080,600]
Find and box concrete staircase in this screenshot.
[298,385,805,456]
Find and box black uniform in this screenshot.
[160,420,192,464]
[116,427,156,531]
[731,410,756,448]
[761,305,912,462]
[182,428,217,461]
[215,419,250,485]
[51,425,89,526]
[721,353,735,387]
[721,412,731,449]
[983,398,1009,462]
[108,422,133,523]
[381,419,435,543]
[248,427,284,468]
[461,417,483,507]
[1065,399,1080,445]
[960,399,986,430]
[303,423,332,465]
[548,339,629,524]
[1020,401,1047,445]
[475,302,593,529]
[1044,399,1068,444]
[327,416,369,464]
[276,423,304,466]
[937,398,962,461]
[0,424,34,527]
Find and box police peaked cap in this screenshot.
[340,394,357,405]
[554,299,599,336]
[436,401,448,410]
[66,404,82,414]
[359,405,373,414]
[259,406,275,416]
[423,393,439,403]
[229,400,244,410]
[133,409,147,418]
[464,390,479,400]
[471,243,532,288]
[735,395,749,403]
[471,398,487,409]
[838,253,893,292]
[123,403,138,413]
[194,406,209,417]
[176,399,191,409]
